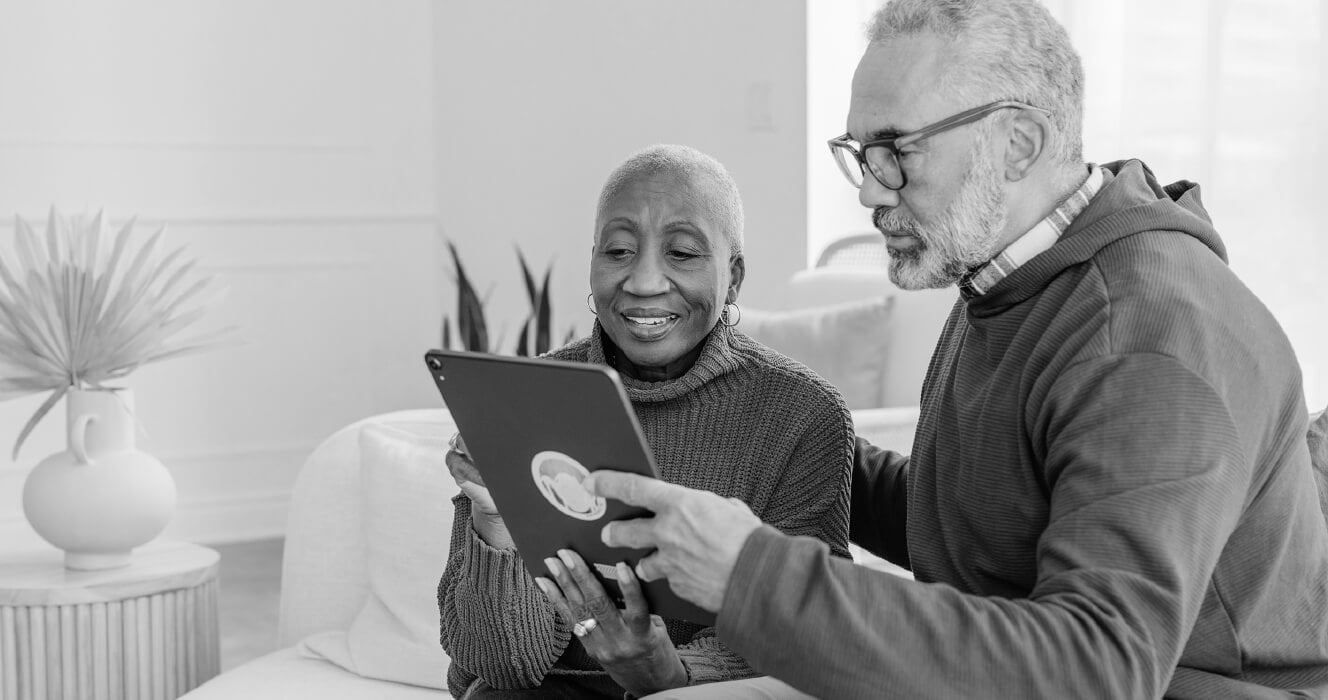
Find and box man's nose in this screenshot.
[858,174,901,210]
[623,251,670,296]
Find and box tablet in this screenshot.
[423,349,715,626]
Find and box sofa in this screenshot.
[182,264,951,699]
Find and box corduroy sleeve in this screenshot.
[715,354,1252,698]
[849,437,910,568]
[438,492,570,691]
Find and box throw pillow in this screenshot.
[741,296,894,410]
[300,421,457,689]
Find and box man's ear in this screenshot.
[726,254,746,304]
[1003,109,1050,182]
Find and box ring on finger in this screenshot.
[572,617,599,637]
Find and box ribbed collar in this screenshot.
[958,164,1104,300]
[586,320,744,404]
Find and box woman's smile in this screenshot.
[620,309,681,341]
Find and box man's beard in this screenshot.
[875,136,1008,290]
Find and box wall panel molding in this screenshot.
[0,215,436,229]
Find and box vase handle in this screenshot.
[70,414,97,465]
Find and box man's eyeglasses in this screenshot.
[828,100,1052,191]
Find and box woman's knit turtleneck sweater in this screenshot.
[438,322,853,698]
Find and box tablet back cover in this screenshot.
[425,349,715,626]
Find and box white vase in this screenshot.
[21,388,178,570]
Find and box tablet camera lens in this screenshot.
[427,357,443,370]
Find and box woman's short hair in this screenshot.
[596,144,745,257]
[868,0,1084,167]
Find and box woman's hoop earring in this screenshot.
[722,302,741,327]
[586,293,597,316]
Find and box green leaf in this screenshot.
[12,385,68,460]
[535,264,552,355]
[517,248,538,306]
[514,317,530,356]
[1,210,234,410]
[448,242,489,352]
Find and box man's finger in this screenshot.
[583,470,685,509]
[633,552,667,582]
[601,517,661,550]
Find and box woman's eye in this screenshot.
[667,249,700,261]
[603,247,634,260]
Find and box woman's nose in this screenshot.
[622,252,669,296]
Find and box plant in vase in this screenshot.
[0,208,235,569]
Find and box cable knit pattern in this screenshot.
[438,322,852,698]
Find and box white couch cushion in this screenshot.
[300,421,458,689]
[783,267,957,408]
[742,296,894,410]
[181,646,448,699]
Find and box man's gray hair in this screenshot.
[596,144,744,257]
[868,0,1084,167]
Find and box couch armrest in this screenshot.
[851,406,919,454]
[277,408,455,647]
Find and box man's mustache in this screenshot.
[874,206,917,237]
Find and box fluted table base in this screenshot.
[0,541,220,700]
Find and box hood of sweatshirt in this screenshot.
[968,159,1226,315]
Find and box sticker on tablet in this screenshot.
[531,451,606,521]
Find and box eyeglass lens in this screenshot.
[832,143,904,190]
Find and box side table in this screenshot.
[0,540,220,700]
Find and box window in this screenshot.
[808,0,1326,405]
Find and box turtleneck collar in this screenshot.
[587,320,745,403]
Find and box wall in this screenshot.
[806,0,883,265]
[0,0,438,546]
[434,0,809,346]
[0,0,812,547]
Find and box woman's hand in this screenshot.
[535,549,688,697]
[445,433,514,550]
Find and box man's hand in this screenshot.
[583,471,762,613]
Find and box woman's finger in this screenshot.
[557,550,631,638]
[445,449,485,487]
[544,555,587,610]
[457,481,499,514]
[615,561,651,626]
[532,576,574,625]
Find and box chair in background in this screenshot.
[815,232,889,268]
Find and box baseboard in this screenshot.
[162,491,292,545]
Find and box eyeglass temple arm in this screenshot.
[900,100,1051,146]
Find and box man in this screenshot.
[585,0,1328,697]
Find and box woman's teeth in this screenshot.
[626,315,677,326]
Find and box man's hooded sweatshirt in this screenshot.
[716,160,1328,698]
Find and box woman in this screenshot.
[438,145,852,699]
